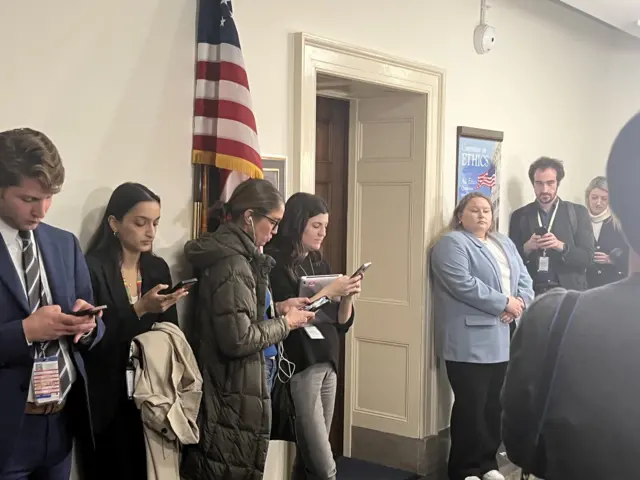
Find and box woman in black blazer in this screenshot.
[265,193,361,480]
[79,183,189,480]
[585,176,629,288]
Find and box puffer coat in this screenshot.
[180,222,290,480]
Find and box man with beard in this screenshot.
[509,157,594,295]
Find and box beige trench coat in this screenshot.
[131,322,203,480]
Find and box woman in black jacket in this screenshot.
[585,176,629,289]
[79,182,189,479]
[265,193,362,480]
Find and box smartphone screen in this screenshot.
[160,278,198,295]
[304,296,330,312]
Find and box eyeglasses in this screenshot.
[257,213,280,232]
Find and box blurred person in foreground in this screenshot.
[502,111,640,479]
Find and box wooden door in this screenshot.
[315,95,349,456]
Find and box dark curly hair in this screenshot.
[528,156,565,185]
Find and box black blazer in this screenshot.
[509,200,595,291]
[83,249,178,434]
[587,217,629,289]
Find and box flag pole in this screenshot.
[191,164,203,239]
[200,165,210,234]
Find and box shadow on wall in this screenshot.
[506,176,524,222]
[78,187,114,250]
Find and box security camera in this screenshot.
[474,23,496,55]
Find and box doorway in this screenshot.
[293,33,446,473]
[314,95,350,455]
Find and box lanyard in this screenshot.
[537,201,559,232]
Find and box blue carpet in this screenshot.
[336,456,420,480]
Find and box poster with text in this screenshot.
[456,134,503,229]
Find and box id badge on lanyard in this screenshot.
[537,202,559,272]
[32,343,60,405]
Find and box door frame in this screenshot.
[292,33,446,456]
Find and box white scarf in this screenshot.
[590,209,611,241]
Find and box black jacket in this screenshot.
[83,249,178,434]
[266,248,354,375]
[181,223,290,480]
[586,217,629,289]
[509,200,594,291]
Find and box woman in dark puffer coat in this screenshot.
[180,179,314,480]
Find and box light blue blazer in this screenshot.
[430,230,534,364]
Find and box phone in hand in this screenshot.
[350,262,372,278]
[159,278,198,295]
[534,227,548,236]
[70,305,107,317]
[303,296,330,312]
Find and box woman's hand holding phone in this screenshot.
[285,308,315,329]
[276,297,311,315]
[134,283,189,317]
[324,275,362,299]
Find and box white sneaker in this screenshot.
[483,470,505,480]
[464,477,481,480]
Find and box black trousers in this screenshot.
[446,361,508,480]
[79,400,146,480]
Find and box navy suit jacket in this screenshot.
[0,222,105,470]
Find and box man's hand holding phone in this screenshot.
[524,228,547,254]
[23,301,102,344]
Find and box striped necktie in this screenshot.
[19,230,71,401]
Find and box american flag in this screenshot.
[192,0,263,201]
[477,163,496,189]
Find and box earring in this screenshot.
[113,231,118,237]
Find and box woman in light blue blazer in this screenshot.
[431,192,534,480]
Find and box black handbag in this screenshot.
[270,374,297,442]
[520,290,580,479]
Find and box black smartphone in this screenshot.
[159,278,198,295]
[70,305,107,317]
[350,262,372,278]
[534,227,548,236]
[303,296,330,312]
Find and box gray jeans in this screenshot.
[289,363,337,480]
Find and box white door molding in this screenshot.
[292,32,447,455]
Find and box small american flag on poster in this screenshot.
[476,163,497,189]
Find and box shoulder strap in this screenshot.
[533,290,580,439]
[567,202,577,235]
[520,209,528,239]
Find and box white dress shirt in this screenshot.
[0,217,76,403]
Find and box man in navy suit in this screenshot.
[0,128,105,480]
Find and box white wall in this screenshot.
[0,0,196,278]
[234,0,640,227]
[1,0,639,266]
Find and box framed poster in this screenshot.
[455,126,504,228]
[262,155,286,197]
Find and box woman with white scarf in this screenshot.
[585,176,628,288]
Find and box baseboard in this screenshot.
[350,426,450,476]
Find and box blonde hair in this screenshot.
[585,176,608,206]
